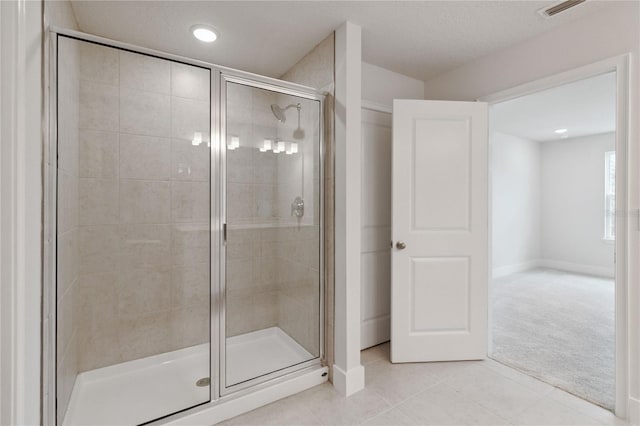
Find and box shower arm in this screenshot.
[283,103,301,112]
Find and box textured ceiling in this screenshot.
[70,1,622,81]
[492,72,616,142]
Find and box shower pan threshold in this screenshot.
[63,327,314,426]
[226,326,314,385]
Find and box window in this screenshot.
[604,151,616,241]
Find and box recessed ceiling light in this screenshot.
[554,128,568,134]
[191,25,218,43]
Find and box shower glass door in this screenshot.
[223,78,322,390]
[55,35,211,425]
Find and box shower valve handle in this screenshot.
[291,196,304,218]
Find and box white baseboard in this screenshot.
[168,366,328,425]
[332,363,365,396]
[630,396,640,426]
[539,259,614,278]
[492,259,614,279]
[361,315,390,350]
[492,260,542,278]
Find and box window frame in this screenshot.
[603,150,616,241]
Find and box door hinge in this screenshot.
[223,223,227,244]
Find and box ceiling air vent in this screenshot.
[539,0,586,18]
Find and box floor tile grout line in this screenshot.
[357,360,477,425]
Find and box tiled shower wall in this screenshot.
[225,83,321,357]
[225,84,280,337]
[280,33,335,367]
[64,39,211,374]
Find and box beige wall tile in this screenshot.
[226,105,253,136]
[226,228,260,261]
[76,272,120,370]
[118,311,172,361]
[254,184,276,219]
[79,80,119,131]
[120,88,171,136]
[77,272,118,336]
[252,291,279,330]
[116,266,172,319]
[58,113,79,176]
[119,180,170,224]
[80,42,119,86]
[78,225,119,258]
[66,39,216,377]
[226,291,279,337]
[57,229,78,298]
[227,183,254,222]
[171,62,210,101]
[171,262,210,307]
[56,331,78,425]
[79,178,119,225]
[255,255,278,287]
[171,181,209,223]
[171,97,210,142]
[172,223,210,266]
[171,139,210,181]
[57,171,78,234]
[251,87,275,110]
[56,281,77,363]
[77,314,122,372]
[253,150,277,183]
[169,303,211,348]
[120,51,170,94]
[227,123,252,151]
[79,130,118,179]
[226,82,253,106]
[119,134,171,180]
[118,224,172,269]
[226,257,254,295]
[79,250,119,276]
[227,147,255,184]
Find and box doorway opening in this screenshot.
[489,71,617,410]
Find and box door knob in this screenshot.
[396,241,406,250]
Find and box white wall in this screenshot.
[45,0,79,29]
[492,131,615,278]
[423,3,639,104]
[0,1,43,424]
[492,132,541,277]
[334,21,364,396]
[362,61,424,107]
[423,4,639,418]
[541,133,615,277]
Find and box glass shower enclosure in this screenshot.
[50,32,323,425]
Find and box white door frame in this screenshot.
[0,1,43,424]
[480,54,630,419]
[360,102,393,350]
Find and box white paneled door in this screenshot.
[361,108,392,349]
[391,100,489,363]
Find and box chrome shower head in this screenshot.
[270,104,287,123]
[270,103,301,123]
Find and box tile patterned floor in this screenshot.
[221,343,628,425]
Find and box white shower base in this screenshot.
[63,327,313,426]
[226,327,313,386]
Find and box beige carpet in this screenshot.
[491,268,614,410]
